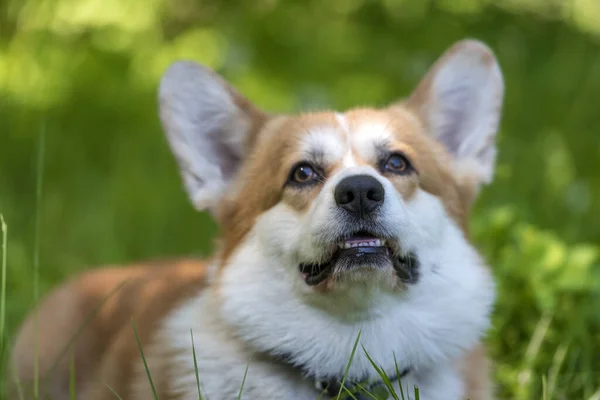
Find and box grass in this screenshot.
[132,318,159,400]
[105,384,125,400]
[0,147,598,399]
[190,330,204,400]
[0,210,427,400]
[41,277,132,382]
[28,126,46,400]
[1,214,7,397]
[0,148,420,400]
[1,1,600,396]
[236,364,249,400]
[10,367,24,400]
[69,349,75,400]
[1,211,598,400]
[336,330,362,398]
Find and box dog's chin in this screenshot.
[298,231,419,287]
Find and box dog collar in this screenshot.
[271,352,411,399]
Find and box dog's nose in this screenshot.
[334,175,385,216]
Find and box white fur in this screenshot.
[142,290,317,400]
[300,128,346,166]
[335,112,351,135]
[155,285,468,400]
[336,113,357,167]
[352,121,393,162]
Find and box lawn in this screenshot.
[1,0,599,399]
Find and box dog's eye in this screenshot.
[290,163,319,185]
[383,153,412,174]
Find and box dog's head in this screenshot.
[159,39,503,377]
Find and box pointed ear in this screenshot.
[405,39,504,185]
[159,61,267,213]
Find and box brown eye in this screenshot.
[383,153,412,174]
[290,163,319,185]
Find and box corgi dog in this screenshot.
[10,39,504,400]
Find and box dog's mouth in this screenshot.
[299,230,419,286]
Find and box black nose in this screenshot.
[334,175,385,216]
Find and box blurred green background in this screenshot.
[1,0,600,398]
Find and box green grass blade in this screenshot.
[105,383,125,400]
[11,361,25,400]
[69,347,76,400]
[341,385,359,400]
[392,353,406,400]
[131,319,159,400]
[43,277,133,383]
[190,329,203,400]
[32,124,46,400]
[0,214,7,398]
[0,214,7,362]
[517,313,553,398]
[316,388,328,400]
[335,330,362,399]
[236,363,249,400]
[361,345,400,400]
[547,341,569,399]
[588,386,600,400]
[413,385,419,400]
[349,382,380,400]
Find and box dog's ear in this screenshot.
[405,39,504,186]
[159,61,267,213]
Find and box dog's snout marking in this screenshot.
[335,112,357,167]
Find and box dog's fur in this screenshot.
[10,39,504,400]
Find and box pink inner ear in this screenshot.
[158,60,267,212]
[405,40,503,184]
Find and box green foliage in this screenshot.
[474,206,600,399]
[131,319,159,400]
[1,0,599,399]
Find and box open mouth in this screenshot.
[299,230,419,286]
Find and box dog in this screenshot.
[10,38,504,400]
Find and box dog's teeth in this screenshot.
[340,238,388,249]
